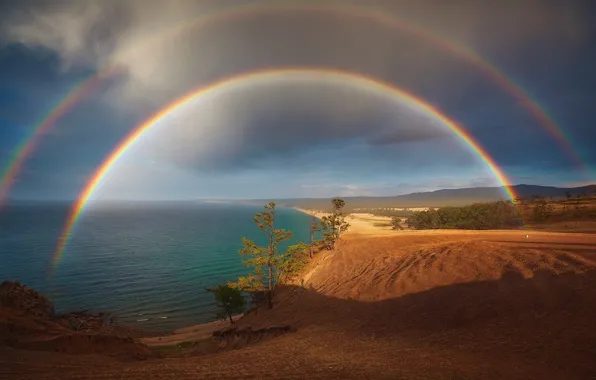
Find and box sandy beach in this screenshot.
[293,207,395,237]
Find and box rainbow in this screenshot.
[2,2,589,204]
[127,1,587,175]
[52,68,517,267]
[0,68,121,208]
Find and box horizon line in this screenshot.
[6,182,595,203]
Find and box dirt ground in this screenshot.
[140,316,241,347]
[3,230,596,379]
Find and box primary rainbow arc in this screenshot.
[52,68,517,268]
[0,1,589,208]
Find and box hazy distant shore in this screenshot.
[292,207,327,220]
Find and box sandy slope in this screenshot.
[3,230,596,379]
[141,316,241,347]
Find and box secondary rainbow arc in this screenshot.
[52,68,517,269]
[0,1,589,207]
[111,1,586,174]
[0,68,122,209]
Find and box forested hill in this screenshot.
[241,184,596,210]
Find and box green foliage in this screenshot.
[320,198,350,249]
[206,284,246,324]
[406,200,523,230]
[229,271,264,293]
[278,242,310,283]
[68,319,84,331]
[232,201,292,309]
[531,197,553,225]
[309,216,320,258]
[391,217,404,230]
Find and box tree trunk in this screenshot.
[267,207,275,309]
[228,311,234,324]
[309,225,314,259]
[268,267,273,308]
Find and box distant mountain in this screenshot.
[244,184,596,209]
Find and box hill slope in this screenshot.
[4,230,596,379]
[236,231,596,379]
[248,183,596,208]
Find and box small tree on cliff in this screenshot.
[233,202,292,309]
[309,216,320,258]
[278,242,310,283]
[320,198,350,250]
[206,284,245,324]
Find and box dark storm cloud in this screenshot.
[2,0,593,107]
[0,0,595,200]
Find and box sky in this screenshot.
[0,0,595,200]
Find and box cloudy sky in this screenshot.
[0,0,595,200]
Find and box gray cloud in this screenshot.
[132,74,452,172]
[1,0,592,109]
[2,0,594,199]
[367,128,452,145]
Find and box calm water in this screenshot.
[0,201,313,332]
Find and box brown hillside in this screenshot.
[3,230,596,379]
[0,281,55,319]
[0,281,156,362]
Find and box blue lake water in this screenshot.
[0,201,313,332]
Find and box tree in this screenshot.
[320,198,350,250]
[229,271,267,313]
[206,284,245,324]
[531,197,552,226]
[278,242,310,283]
[405,201,522,230]
[233,202,292,309]
[309,216,320,258]
[573,196,585,216]
[391,216,404,230]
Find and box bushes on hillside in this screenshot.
[206,284,246,324]
[406,200,523,230]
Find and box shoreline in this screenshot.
[291,207,327,220]
[140,315,243,347]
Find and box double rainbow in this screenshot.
[52,68,517,267]
[0,2,588,207]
